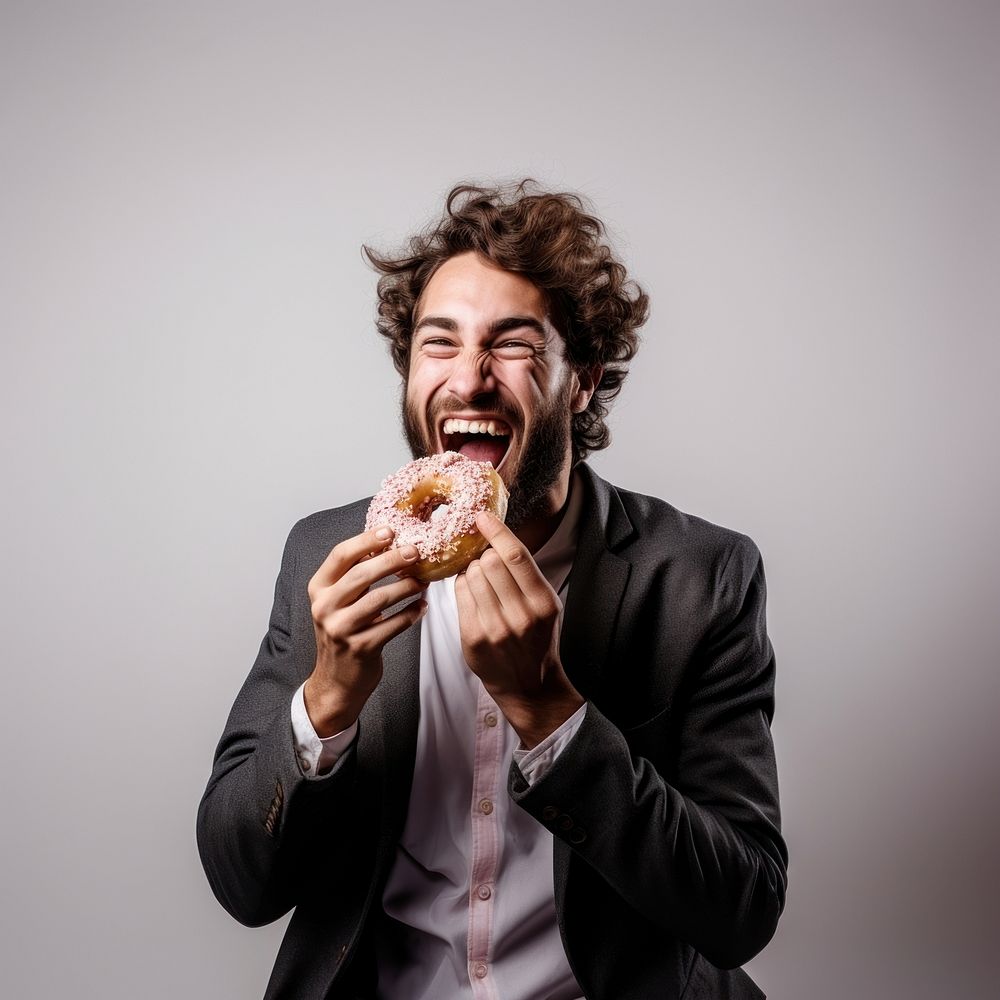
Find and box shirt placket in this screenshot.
[467,681,504,1000]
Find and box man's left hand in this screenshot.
[454,510,585,749]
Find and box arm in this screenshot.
[508,538,787,969]
[196,520,425,926]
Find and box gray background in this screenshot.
[2,2,997,998]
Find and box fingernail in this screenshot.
[376,527,392,539]
[402,546,419,561]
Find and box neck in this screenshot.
[512,464,574,554]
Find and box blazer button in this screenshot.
[542,806,559,822]
[558,814,574,831]
[568,827,587,844]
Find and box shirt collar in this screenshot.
[531,466,583,598]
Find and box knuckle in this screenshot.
[504,546,524,564]
[321,615,349,647]
[350,634,373,655]
[358,588,382,617]
[534,594,558,619]
[372,550,399,577]
[344,632,366,655]
[511,615,532,637]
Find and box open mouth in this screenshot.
[440,416,513,469]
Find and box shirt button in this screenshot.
[479,798,494,815]
[476,883,492,900]
[473,962,488,979]
[299,758,311,771]
[484,712,498,727]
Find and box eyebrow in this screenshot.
[413,315,548,338]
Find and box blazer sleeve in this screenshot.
[196,520,360,927]
[508,535,787,970]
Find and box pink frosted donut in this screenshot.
[365,451,509,582]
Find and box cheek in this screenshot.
[498,364,552,411]
[406,365,446,412]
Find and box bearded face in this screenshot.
[401,253,588,530]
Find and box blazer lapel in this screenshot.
[559,463,634,700]
[551,464,634,919]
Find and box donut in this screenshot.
[365,451,509,582]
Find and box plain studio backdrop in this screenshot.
[2,2,997,998]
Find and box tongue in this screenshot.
[458,437,509,467]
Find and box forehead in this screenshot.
[416,252,549,324]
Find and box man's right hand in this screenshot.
[304,526,427,737]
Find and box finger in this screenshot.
[335,576,427,633]
[332,543,422,608]
[476,548,532,623]
[462,559,506,637]
[455,572,486,643]
[355,595,427,650]
[311,526,395,592]
[473,511,540,586]
[474,511,555,609]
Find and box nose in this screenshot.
[445,348,496,402]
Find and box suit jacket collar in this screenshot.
[559,462,634,699]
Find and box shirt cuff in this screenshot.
[290,682,358,779]
[512,703,588,786]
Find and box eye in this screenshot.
[492,341,536,360]
[419,337,459,358]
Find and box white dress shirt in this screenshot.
[291,471,586,1000]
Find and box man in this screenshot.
[197,181,787,1000]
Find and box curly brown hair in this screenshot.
[363,180,649,463]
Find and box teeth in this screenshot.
[442,418,511,437]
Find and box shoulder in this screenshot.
[619,485,759,562]
[280,497,373,573]
[589,470,764,602]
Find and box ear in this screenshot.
[570,365,603,414]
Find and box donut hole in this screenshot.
[415,494,451,522]
[402,476,454,523]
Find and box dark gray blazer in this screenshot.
[198,463,787,999]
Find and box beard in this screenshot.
[401,379,574,530]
